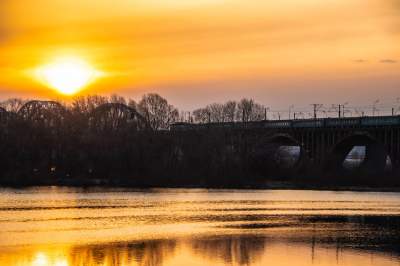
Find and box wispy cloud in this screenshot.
[353,59,367,63]
[380,59,397,64]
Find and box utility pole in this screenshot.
[264,107,267,120]
[337,102,349,118]
[310,104,323,119]
[289,105,294,120]
[372,99,379,116]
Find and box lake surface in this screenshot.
[1,187,400,266]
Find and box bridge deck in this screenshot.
[171,116,400,131]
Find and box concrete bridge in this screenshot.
[171,116,400,178]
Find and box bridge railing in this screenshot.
[170,115,400,131]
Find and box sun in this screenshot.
[36,56,101,95]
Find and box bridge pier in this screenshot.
[362,143,387,176]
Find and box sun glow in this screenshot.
[36,57,101,95]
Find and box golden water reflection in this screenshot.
[1,236,399,266]
[1,188,400,265]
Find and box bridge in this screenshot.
[171,116,400,178]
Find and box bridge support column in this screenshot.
[362,143,387,176]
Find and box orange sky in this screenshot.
[0,0,399,109]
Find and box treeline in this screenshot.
[1,94,269,128]
[0,93,272,187]
[192,99,267,123]
[1,93,179,130]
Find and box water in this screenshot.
[1,187,400,266]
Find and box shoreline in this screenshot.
[1,181,400,193]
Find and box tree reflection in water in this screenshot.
[2,230,400,266]
[1,189,400,266]
[191,236,266,265]
[67,241,176,266]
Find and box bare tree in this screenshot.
[236,98,265,122]
[193,101,237,123]
[193,108,210,123]
[0,98,26,112]
[138,93,179,130]
[222,101,237,122]
[109,94,127,105]
[208,103,225,122]
[71,95,108,115]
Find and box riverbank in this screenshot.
[2,178,400,193]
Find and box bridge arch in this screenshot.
[90,103,149,132]
[250,133,305,176]
[266,133,300,145]
[17,100,68,127]
[326,132,390,176]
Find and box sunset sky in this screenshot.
[0,0,399,110]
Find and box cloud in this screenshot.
[353,59,367,63]
[380,59,397,64]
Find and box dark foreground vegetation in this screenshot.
[0,93,270,187]
[0,94,399,189]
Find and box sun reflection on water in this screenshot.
[31,251,68,266]
[1,188,400,266]
[32,253,48,266]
